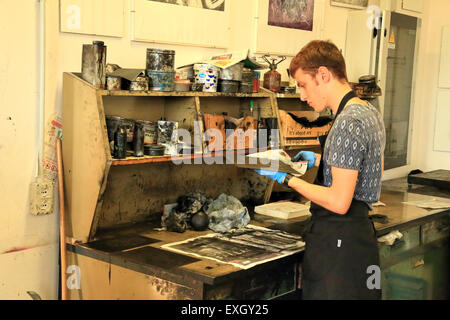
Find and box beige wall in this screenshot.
[413,0,450,170]
[0,0,447,299]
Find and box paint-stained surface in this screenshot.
[95,163,269,234]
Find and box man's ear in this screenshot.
[317,66,331,83]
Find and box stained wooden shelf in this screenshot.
[111,148,270,166]
[101,90,271,98]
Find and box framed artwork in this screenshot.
[330,0,369,10]
[268,0,314,31]
[132,0,230,48]
[255,0,324,56]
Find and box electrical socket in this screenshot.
[30,177,55,216]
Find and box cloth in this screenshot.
[322,103,386,207]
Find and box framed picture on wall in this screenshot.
[330,0,368,10]
[268,0,314,31]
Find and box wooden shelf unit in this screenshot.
[62,73,283,243]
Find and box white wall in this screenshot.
[413,0,450,171]
[0,0,447,299]
[0,1,59,300]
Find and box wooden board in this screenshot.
[255,201,311,219]
[278,109,332,147]
[62,72,110,242]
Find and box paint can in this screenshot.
[141,120,158,145]
[176,65,194,80]
[133,121,145,157]
[146,71,175,91]
[190,83,204,92]
[252,71,261,93]
[241,68,254,83]
[129,76,149,91]
[106,76,122,90]
[121,118,135,151]
[82,41,107,88]
[218,80,240,93]
[114,125,127,159]
[219,62,244,81]
[146,49,175,72]
[194,63,219,92]
[174,79,191,92]
[144,144,165,156]
[239,82,253,94]
[106,115,123,154]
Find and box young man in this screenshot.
[255,40,385,299]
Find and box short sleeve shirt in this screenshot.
[322,103,386,208]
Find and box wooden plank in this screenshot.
[62,72,109,241]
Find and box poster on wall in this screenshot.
[132,0,230,48]
[255,0,324,56]
[330,0,369,10]
[148,0,225,11]
[268,0,314,31]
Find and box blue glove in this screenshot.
[292,151,316,170]
[254,169,287,184]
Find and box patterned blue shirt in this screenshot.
[322,103,386,208]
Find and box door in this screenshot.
[379,12,418,170]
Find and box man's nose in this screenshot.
[299,89,307,102]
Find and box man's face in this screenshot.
[294,68,327,113]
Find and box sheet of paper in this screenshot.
[161,225,305,269]
[403,198,450,209]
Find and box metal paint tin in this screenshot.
[129,76,149,91]
[121,118,135,152]
[144,144,165,156]
[133,121,145,157]
[114,125,127,159]
[190,83,204,92]
[106,76,122,90]
[253,71,261,93]
[194,63,219,92]
[146,49,175,72]
[82,41,107,88]
[106,115,123,154]
[174,79,191,92]
[219,62,244,81]
[239,82,253,94]
[176,65,194,80]
[146,71,175,91]
[241,68,254,83]
[218,80,240,93]
[141,120,157,144]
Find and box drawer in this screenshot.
[204,263,297,300]
[379,226,421,260]
[421,216,450,244]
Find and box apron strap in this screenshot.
[315,90,357,185]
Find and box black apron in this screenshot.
[301,91,381,300]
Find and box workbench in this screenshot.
[66,181,449,300]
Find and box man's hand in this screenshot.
[254,169,287,184]
[292,151,316,170]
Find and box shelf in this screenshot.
[100,89,271,98]
[111,148,270,166]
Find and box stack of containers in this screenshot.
[175,65,194,92]
[194,63,220,92]
[240,68,254,94]
[146,49,175,91]
[218,62,243,93]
